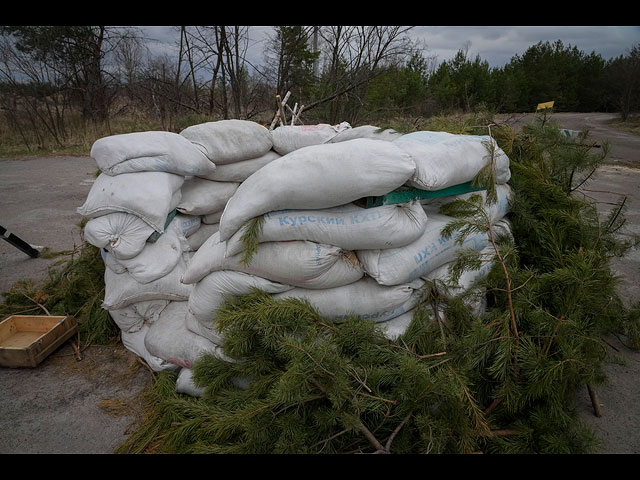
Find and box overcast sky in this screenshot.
[138,26,640,70]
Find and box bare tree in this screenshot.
[186,26,268,120]
[307,26,416,123]
[0,31,74,149]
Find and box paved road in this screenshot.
[0,114,638,453]
[0,155,97,297]
[496,112,640,168]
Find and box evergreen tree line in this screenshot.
[367,40,640,121]
[0,26,638,153]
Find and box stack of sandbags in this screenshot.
[207,125,512,347]
[78,121,279,373]
[183,134,426,348]
[77,119,513,397]
[177,119,282,251]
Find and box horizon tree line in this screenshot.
[0,26,638,151]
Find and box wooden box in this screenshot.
[0,315,77,368]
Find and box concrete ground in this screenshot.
[0,113,639,454]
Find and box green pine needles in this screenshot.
[238,214,266,267]
[119,290,494,454]
[117,115,639,454]
[0,242,119,345]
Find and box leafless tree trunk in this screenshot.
[308,26,416,124]
[84,26,106,121]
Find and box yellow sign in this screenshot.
[536,101,555,111]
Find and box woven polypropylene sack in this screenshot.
[270,123,350,155]
[198,150,281,183]
[179,119,273,164]
[218,138,416,242]
[177,177,239,216]
[143,301,230,369]
[91,130,216,177]
[181,231,363,289]
[272,277,425,323]
[84,213,155,260]
[393,131,511,191]
[224,201,428,257]
[77,171,184,232]
[356,212,490,286]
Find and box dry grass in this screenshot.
[0,113,169,157]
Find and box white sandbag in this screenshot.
[173,213,202,238]
[392,131,511,191]
[175,368,206,397]
[174,358,250,395]
[357,212,490,286]
[182,231,363,289]
[187,223,219,251]
[177,178,240,216]
[202,210,223,225]
[179,119,273,164]
[272,277,424,323]
[121,325,179,372]
[90,130,216,177]
[104,216,191,284]
[143,301,231,369]
[102,249,126,274]
[463,289,488,318]
[421,183,513,225]
[84,213,155,260]
[492,218,513,242]
[224,201,428,257]
[329,125,402,143]
[218,138,416,242]
[377,309,417,341]
[77,171,184,232]
[187,270,294,344]
[270,122,350,155]
[185,313,215,344]
[188,270,293,325]
[378,289,488,341]
[102,255,193,310]
[108,299,170,333]
[198,150,281,183]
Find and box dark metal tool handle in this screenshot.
[0,225,40,258]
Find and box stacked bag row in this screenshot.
[77,121,283,383]
[76,119,512,397]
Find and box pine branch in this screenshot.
[483,396,503,417]
[487,223,518,339]
[239,215,266,267]
[283,341,336,378]
[446,364,491,437]
[307,376,386,453]
[382,411,413,453]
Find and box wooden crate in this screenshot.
[0,315,77,368]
